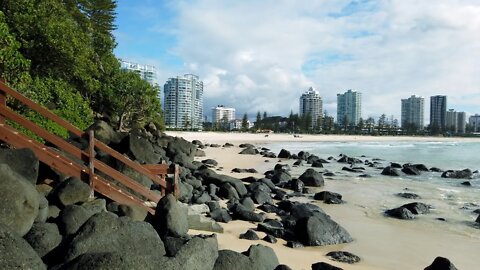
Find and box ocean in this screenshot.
[261,140,479,269]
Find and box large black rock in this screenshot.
[298,169,325,187]
[243,244,279,270]
[0,164,39,236]
[153,194,189,238]
[402,202,430,215]
[441,169,473,179]
[213,250,255,270]
[385,207,415,220]
[159,235,219,270]
[402,165,421,175]
[64,212,166,262]
[0,224,46,270]
[424,256,458,270]
[23,222,62,258]
[294,213,353,246]
[381,166,402,176]
[50,177,91,207]
[326,251,361,264]
[0,148,39,184]
[271,171,292,186]
[278,149,292,159]
[312,262,344,270]
[196,168,248,197]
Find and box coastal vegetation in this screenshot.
[0,0,164,135]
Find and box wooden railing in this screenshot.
[0,80,179,214]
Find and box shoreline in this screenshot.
[179,132,478,270]
[165,131,480,144]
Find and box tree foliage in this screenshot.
[0,0,164,136]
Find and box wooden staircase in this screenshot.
[0,80,179,215]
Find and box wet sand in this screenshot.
[174,132,479,269]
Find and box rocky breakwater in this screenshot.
[0,120,281,270]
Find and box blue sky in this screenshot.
[114,0,480,123]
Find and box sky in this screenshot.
[114,0,480,123]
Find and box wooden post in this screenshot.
[88,129,95,199]
[173,164,180,198]
[0,79,6,124]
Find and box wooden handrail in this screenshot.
[0,81,169,190]
[0,79,180,213]
[0,104,162,203]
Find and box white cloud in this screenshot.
[156,0,480,121]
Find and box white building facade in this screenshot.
[337,89,362,126]
[299,87,323,129]
[119,59,156,85]
[163,74,204,130]
[212,105,236,123]
[401,95,424,129]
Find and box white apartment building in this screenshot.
[469,114,480,132]
[337,89,362,126]
[163,74,204,130]
[212,105,236,123]
[119,59,156,85]
[299,87,323,129]
[401,95,424,129]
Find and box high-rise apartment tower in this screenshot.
[299,87,323,129]
[401,95,424,129]
[164,74,204,130]
[337,89,362,126]
[430,95,447,130]
[119,59,156,85]
[212,105,236,123]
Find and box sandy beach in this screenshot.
[169,131,479,270]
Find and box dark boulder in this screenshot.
[385,207,415,219]
[240,197,256,211]
[298,169,325,187]
[202,159,219,167]
[441,169,473,179]
[311,160,324,168]
[163,236,188,257]
[232,204,265,222]
[154,194,189,238]
[213,250,255,270]
[430,167,443,172]
[239,147,259,155]
[243,244,279,270]
[293,160,304,166]
[126,134,162,164]
[381,166,401,176]
[475,214,480,223]
[118,204,148,221]
[290,179,305,192]
[402,202,430,214]
[424,256,458,270]
[314,191,343,204]
[239,143,255,148]
[294,214,353,246]
[271,171,292,186]
[0,224,46,269]
[64,212,166,262]
[35,195,49,223]
[326,251,361,264]
[251,190,273,205]
[312,262,343,270]
[461,181,471,186]
[396,192,421,199]
[257,220,285,238]
[0,148,39,185]
[209,208,232,223]
[219,183,240,200]
[402,165,421,175]
[263,234,277,243]
[196,168,248,196]
[278,149,291,159]
[240,229,260,240]
[57,204,103,236]
[56,252,150,270]
[413,164,429,171]
[86,120,123,144]
[390,162,402,168]
[50,177,91,207]
[274,163,291,172]
[23,222,62,258]
[275,265,293,270]
[0,164,39,236]
[161,235,218,270]
[286,241,304,248]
